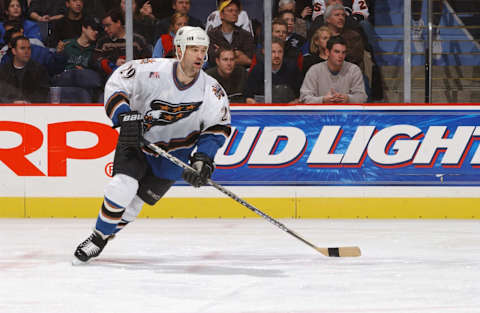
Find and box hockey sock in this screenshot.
[113,219,130,234]
[95,197,126,235]
[94,174,139,236]
[112,196,144,234]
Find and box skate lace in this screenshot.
[81,241,101,256]
[79,234,101,256]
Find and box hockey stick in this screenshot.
[144,141,361,257]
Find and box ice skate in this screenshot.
[72,230,111,265]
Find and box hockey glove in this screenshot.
[182,152,215,187]
[118,111,143,148]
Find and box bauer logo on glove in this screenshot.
[121,113,142,122]
[118,111,144,148]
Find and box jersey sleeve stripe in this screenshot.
[202,124,232,138]
[148,130,201,152]
[105,91,130,119]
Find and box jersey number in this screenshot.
[358,0,367,10]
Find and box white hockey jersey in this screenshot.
[104,58,231,180]
[312,0,370,21]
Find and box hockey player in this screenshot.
[73,26,232,264]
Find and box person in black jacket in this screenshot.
[48,0,84,47]
[244,37,301,104]
[0,36,50,103]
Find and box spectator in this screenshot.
[206,46,247,102]
[152,12,188,58]
[207,0,255,69]
[278,10,306,57]
[205,0,253,36]
[324,4,365,71]
[277,0,309,39]
[295,0,314,21]
[302,25,330,77]
[59,16,100,71]
[272,18,288,42]
[94,8,150,77]
[310,0,370,24]
[0,36,50,103]
[249,18,301,73]
[274,0,313,20]
[2,20,44,47]
[0,0,42,46]
[120,0,158,45]
[0,26,22,61]
[52,17,103,100]
[308,0,380,63]
[27,0,65,22]
[323,2,382,100]
[156,0,203,38]
[1,24,65,76]
[244,37,301,104]
[300,36,366,103]
[48,0,85,47]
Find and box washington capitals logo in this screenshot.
[143,99,202,130]
[212,83,225,100]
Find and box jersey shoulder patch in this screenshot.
[211,82,226,100]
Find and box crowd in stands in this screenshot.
[0,0,379,104]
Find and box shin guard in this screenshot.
[95,174,138,235]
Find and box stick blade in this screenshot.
[316,246,361,257]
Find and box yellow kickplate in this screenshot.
[0,198,24,218]
[297,198,479,219]
[0,197,295,218]
[0,197,477,219]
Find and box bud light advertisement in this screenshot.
[213,109,480,186]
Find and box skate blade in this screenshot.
[71,256,88,266]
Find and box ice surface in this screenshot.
[1,218,479,313]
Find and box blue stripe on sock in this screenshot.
[95,214,118,236]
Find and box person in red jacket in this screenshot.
[152,12,188,58]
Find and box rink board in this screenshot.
[1,196,478,219]
[1,103,480,218]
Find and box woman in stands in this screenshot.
[152,12,188,58]
[0,0,42,46]
[302,25,330,77]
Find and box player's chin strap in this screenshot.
[143,139,361,258]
